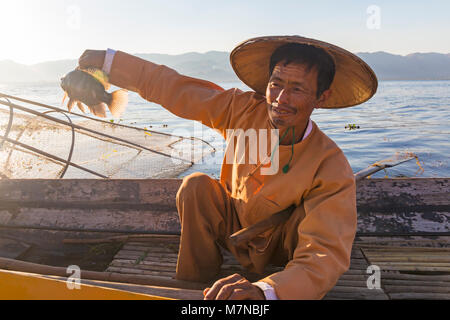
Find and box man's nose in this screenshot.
[276,88,289,104]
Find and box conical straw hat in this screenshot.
[230,35,378,109]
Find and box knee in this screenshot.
[176,172,214,203]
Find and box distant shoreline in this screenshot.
[2,51,450,84]
[2,79,450,86]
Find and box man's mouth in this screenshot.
[271,103,296,115]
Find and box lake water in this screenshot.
[0,80,449,179]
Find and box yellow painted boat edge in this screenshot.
[0,269,173,300]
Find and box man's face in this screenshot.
[266,61,329,131]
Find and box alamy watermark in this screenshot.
[366,264,381,289]
[66,5,81,30]
[170,121,282,175]
[366,5,381,30]
[225,128,280,175]
[66,265,81,290]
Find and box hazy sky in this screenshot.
[1,0,449,64]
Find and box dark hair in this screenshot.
[269,43,336,98]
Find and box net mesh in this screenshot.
[0,95,214,179]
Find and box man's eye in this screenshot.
[271,82,281,88]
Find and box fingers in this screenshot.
[78,50,106,69]
[218,281,265,300]
[203,274,265,300]
[215,281,248,300]
[204,273,243,300]
[78,50,91,68]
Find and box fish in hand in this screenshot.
[60,68,128,118]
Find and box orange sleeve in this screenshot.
[261,151,357,299]
[108,51,259,135]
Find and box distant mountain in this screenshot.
[1,51,449,84]
[357,52,450,80]
[135,51,238,82]
[0,59,77,83]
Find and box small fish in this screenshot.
[60,68,128,118]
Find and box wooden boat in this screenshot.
[0,177,448,300]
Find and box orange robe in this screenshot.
[108,51,357,299]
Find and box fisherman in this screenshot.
[78,36,377,300]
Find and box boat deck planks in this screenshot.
[106,237,391,300]
[106,235,450,299]
[357,236,450,300]
[0,177,448,299]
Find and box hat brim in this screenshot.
[230,36,378,109]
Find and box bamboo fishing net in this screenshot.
[0,94,214,179]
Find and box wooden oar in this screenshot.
[353,152,419,181]
[229,152,417,247]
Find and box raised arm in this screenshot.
[78,49,259,135]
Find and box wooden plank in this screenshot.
[0,179,182,205]
[389,293,450,300]
[323,291,388,300]
[122,244,180,253]
[340,269,372,276]
[356,178,449,234]
[116,249,179,257]
[0,237,30,259]
[365,251,450,257]
[348,260,370,268]
[113,254,178,262]
[356,211,449,234]
[355,236,450,244]
[382,279,450,287]
[356,178,449,206]
[338,274,371,281]
[380,272,450,282]
[0,227,124,271]
[1,178,448,236]
[366,262,450,267]
[126,238,181,244]
[106,266,176,277]
[349,248,365,259]
[367,256,450,263]
[362,244,450,272]
[0,207,180,234]
[63,234,181,244]
[112,253,245,267]
[109,259,177,269]
[1,178,446,208]
[383,285,450,294]
[376,265,450,272]
[360,246,449,251]
[327,286,385,294]
[334,279,369,288]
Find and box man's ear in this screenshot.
[316,89,332,108]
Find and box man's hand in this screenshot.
[203,273,266,300]
[78,50,106,70]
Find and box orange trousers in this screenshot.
[175,172,304,282]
